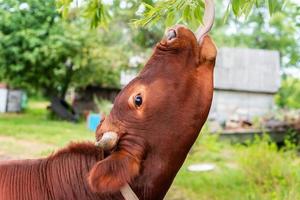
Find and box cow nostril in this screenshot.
[167,29,176,40]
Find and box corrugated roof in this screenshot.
[214,47,281,93]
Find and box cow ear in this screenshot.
[88,150,141,194]
[198,35,217,65]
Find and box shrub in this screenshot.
[236,135,300,200]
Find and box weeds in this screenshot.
[236,135,300,200]
[172,132,300,200]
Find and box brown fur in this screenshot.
[0,142,123,200]
[0,25,217,200]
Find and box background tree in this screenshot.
[275,76,300,109]
[0,0,131,99]
[212,0,299,68]
[0,0,85,98]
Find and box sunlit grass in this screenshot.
[169,134,300,200]
[0,100,93,147]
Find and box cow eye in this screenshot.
[134,95,143,107]
[167,29,176,40]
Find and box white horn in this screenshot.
[195,0,215,43]
[95,131,119,150]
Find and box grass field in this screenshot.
[0,100,300,200]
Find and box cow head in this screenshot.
[88,0,217,195]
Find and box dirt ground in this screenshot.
[0,136,54,160]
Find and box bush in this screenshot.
[172,132,300,200]
[275,76,300,109]
[236,135,300,200]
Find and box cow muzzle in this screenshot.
[95,131,119,151]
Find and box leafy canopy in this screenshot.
[0,0,130,98]
[56,0,286,29]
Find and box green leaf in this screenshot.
[223,2,231,23]
[268,0,281,15]
[232,0,241,16]
[183,6,190,21]
[243,1,255,18]
[166,12,175,27]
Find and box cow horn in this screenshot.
[95,131,119,150]
[195,0,215,43]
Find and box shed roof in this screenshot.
[214,47,281,94]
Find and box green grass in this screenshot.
[169,134,300,200]
[1,100,300,200]
[0,100,93,147]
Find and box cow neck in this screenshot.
[132,135,196,200]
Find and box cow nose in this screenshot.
[167,29,176,40]
[95,131,119,150]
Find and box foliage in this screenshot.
[56,0,286,29]
[0,0,132,98]
[0,0,84,97]
[236,135,300,200]
[230,0,283,17]
[275,76,300,108]
[173,133,300,200]
[70,34,129,89]
[212,0,300,68]
[0,0,58,95]
[134,0,285,28]
[56,0,110,28]
[132,0,205,29]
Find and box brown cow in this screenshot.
[0,1,217,199]
[90,32,217,200]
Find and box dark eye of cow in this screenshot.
[167,29,176,40]
[134,95,143,107]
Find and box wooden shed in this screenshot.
[209,47,281,123]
